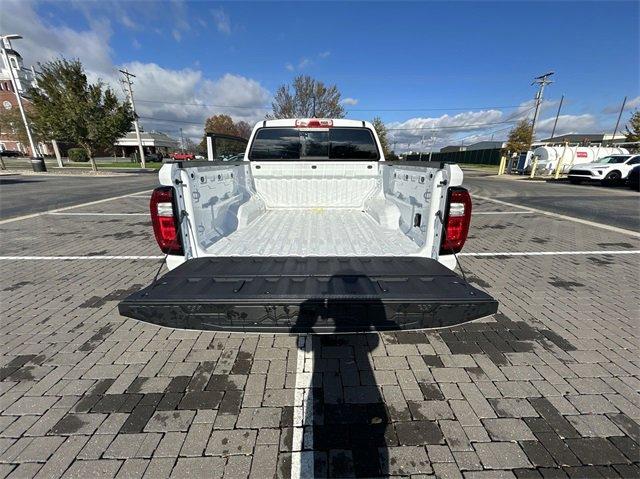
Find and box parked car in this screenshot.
[223,153,244,162]
[119,118,498,333]
[170,152,195,161]
[0,150,23,157]
[627,165,640,191]
[567,154,640,185]
[144,153,164,162]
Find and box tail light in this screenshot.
[150,186,183,255]
[295,119,333,128]
[440,187,472,254]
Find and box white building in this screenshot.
[0,38,45,155]
[0,38,37,95]
[114,131,179,157]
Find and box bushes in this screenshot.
[68,148,89,162]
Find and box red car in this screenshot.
[170,152,195,161]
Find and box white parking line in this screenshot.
[474,194,640,238]
[46,212,148,216]
[291,334,314,479]
[1,250,638,261]
[0,256,164,260]
[460,250,640,257]
[0,190,152,225]
[474,211,532,215]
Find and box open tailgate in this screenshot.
[118,257,498,333]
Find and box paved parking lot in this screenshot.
[0,173,638,478]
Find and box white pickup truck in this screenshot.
[119,118,497,332]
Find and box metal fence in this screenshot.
[405,148,502,165]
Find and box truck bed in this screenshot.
[206,209,419,257]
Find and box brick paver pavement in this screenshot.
[0,193,638,478]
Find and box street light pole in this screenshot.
[0,34,39,158]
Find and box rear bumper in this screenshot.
[119,257,498,333]
[568,170,603,180]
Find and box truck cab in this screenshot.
[119,119,497,332]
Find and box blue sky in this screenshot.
[5,0,640,148]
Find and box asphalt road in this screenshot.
[0,172,158,219]
[464,171,640,232]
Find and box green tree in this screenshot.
[625,109,640,152]
[28,59,134,172]
[371,116,393,158]
[268,75,345,119]
[504,118,533,154]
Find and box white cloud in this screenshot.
[535,114,598,138]
[172,29,182,42]
[298,58,312,69]
[342,98,358,106]
[211,7,231,35]
[1,0,271,141]
[1,0,114,75]
[284,51,331,71]
[120,14,136,29]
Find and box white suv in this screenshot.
[568,154,640,185]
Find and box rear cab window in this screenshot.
[249,127,380,161]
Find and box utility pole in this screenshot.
[530,71,554,145]
[312,95,316,117]
[550,94,564,141]
[119,68,145,168]
[180,128,185,153]
[611,96,627,145]
[0,34,40,158]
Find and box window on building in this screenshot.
[10,57,18,69]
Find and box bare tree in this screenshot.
[235,120,252,139]
[269,75,345,119]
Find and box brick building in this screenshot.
[0,41,50,156]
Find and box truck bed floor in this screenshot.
[205,209,420,257]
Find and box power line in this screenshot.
[137,99,269,109]
[385,118,524,131]
[349,105,524,112]
[136,98,526,113]
[141,115,526,132]
[139,116,205,125]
